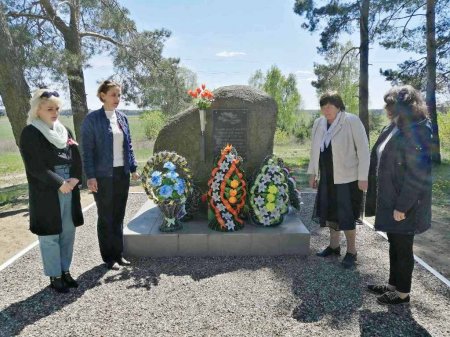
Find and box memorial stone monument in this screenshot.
[124,85,310,257]
[153,85,277,189]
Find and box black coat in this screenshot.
[365,119,432,234]
[20,124,84,235]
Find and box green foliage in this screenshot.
[293,111,318,142]
[369,110,387,132]
[249,65,302,134]
[293,0,361,54]
[274,128,291,145]
[313,42,359,114]
[438,112,450,157]
[0,183,28,207]
[378,0,450,93]
[140,110,166,141]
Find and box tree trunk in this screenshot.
[65,39,88,143]
[359,0,370,138]
[0,7,30,146]
[426,0,441,164]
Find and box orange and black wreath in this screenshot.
[207,144,247,231]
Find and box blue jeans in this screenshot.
[38,165,76,277]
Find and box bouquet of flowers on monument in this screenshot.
[141,151,194,232]
[188,84,215,135]
[249,156,301,227]
[187,83,215,110]
[207,144,247,232]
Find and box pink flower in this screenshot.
[67,138,78,146]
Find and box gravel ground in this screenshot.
[0,193,449,337]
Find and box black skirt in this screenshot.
[312,143,362,231]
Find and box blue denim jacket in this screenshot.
[81,107,137,179]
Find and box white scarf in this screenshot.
[320,111,341,152]
[31,119,68,149]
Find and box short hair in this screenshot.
[319,91,346,111]
[394,85,429,127]
[27,89,62,125]
[97,80,121,102]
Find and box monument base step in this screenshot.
[124,200,310,257]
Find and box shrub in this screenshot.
[140,110,166,141]
[274,128,291,145]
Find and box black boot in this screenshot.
[316,246,341,257]
[62,271,79,288]
[50,276,69,293]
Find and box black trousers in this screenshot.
[94,167,130,263]
[387,232,415,293]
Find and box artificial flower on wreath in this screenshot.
[207,144,247,231]
[141,151,194,231]
[249,156,301,226]
[280,158,302,211]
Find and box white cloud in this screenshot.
[295,70,315,82]
[216,51,247,58]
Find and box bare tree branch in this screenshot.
[6,12,49,20]
[328,46,359,80]
[80,31,122,46]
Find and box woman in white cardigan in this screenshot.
[307,92,370,268]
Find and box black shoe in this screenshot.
[367,284,392,295]
[117,257,131,266]
[316,246,341,257]
[62,271,79,288]
[50,276,69,293]
[106,261,120,270]
[377,291,410,305]
[341,252,357,269]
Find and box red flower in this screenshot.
[196,87,201,94]
[201,83,206,90]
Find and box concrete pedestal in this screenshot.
[124,200,310,257]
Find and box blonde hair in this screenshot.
[27,89,63,125]
[97,80,121,102]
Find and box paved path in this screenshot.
[0,193,449,336]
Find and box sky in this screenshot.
[81,0,419,110]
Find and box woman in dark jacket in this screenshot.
[20,89,84,293]
[81,80,139,270]
[365,85,432,305]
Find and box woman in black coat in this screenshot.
[365,85,432,305]
[20,89,84,293]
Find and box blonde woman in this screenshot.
[81,80,139,270]
[20,89,84,293]
[308,92,370,268]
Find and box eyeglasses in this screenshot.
[40,91,60,98]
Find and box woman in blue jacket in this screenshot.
[82,80,139,270]
[365,85,432,305]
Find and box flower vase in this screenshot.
[158,200,185,232]
[199,109,206,134]
[199,109,206,161]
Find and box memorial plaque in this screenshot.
[212,109,248,159]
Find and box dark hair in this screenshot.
[393,85,428,127]
[97,80,121,102]
[319,91,346,111]
[383,87,400,120]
